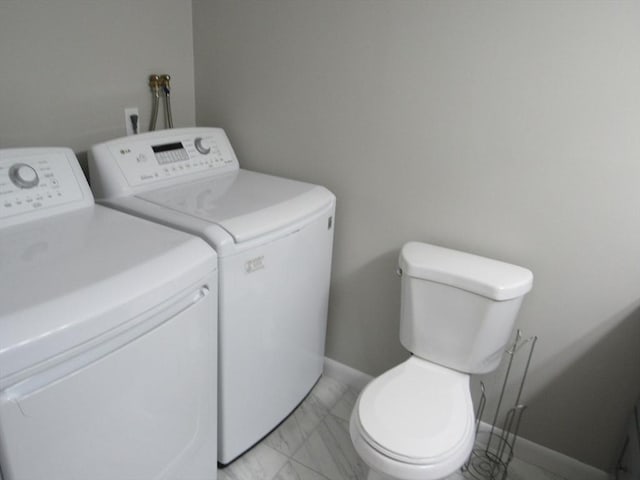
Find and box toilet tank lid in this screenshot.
[399,242,533,301]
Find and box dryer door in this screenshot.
[0,283,216,480]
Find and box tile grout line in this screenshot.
[277,385,354,480]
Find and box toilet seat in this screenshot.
[351,356,475,479]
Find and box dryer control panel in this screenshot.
[0,148,92,225]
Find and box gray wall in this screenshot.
[1,0,638,472]
[192,0,640,471]
[0,0,196,163]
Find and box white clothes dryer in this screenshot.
[88,127,335,465]
[0,148,218,480]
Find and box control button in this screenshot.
[9,163,39,189]
[194,137,211,155]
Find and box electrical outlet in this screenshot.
[125,107,140,136]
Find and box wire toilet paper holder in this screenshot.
[462,330,538,480]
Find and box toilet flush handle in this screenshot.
[396,268,403,277]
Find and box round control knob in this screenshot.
[9,163,39,189]
[194,137,211,155]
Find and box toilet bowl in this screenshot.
[349,242,533,480]
[350,356,475,480]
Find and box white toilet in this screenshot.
[350,242,533,480]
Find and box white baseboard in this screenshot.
[323,356,372,391]
[323,356,611,480]
[498,424,612,480]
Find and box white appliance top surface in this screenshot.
[0,204,216,386]
[89,128,335,244]
[137,169,334,243]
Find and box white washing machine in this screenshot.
[88,127,335,465]
[0,148,218,480]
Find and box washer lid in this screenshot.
[358,357,473,464]
[0,205,216,388]
[137,169,334,243]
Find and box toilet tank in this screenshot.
[398,242,533,374]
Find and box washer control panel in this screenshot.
[106,132,237,188]
[0,149,89,222]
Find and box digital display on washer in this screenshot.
[152,142,189,165]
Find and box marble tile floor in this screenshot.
[217,375,565,480]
